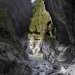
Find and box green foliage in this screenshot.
[29,0,56,44]
[29,0,51,36]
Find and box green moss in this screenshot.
[29,0,51,36]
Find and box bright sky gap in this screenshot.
[31,0,35,3]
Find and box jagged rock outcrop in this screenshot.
[25,37,55,75]
[44,0,75,74]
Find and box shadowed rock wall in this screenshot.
[44,0,75,74]
[44,0,75,45]
[0,0,33,37]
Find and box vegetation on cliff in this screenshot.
[29,0,56,44]
[29,0,51,36]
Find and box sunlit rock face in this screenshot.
[66,64,75,75]
[25,36,56,65]
[25,37,54,75]
[26,36,53,57]
[24,36,66,75]
[25,36,42,54]
[0,0,33,37]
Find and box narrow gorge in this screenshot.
[0,0,75,75]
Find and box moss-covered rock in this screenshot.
[29,0,51,36]
[29,0,56,44]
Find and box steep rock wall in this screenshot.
[45,0,75,45]
[44,0,75,74]
[0,0,33,37]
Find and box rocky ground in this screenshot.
[25,37,66,75]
